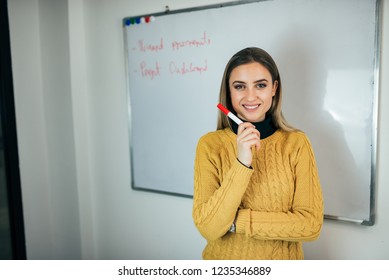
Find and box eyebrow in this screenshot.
[232,79,269,84]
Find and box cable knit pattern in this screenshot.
[192,128,323,259]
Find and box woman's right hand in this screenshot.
[236,122,261,167]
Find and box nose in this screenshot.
[246,87,257,101]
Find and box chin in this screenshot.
[244,115,264,123]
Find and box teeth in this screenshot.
[244,105,259,109]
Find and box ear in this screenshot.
[272,80,278,97]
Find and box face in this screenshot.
[229,62,278,123]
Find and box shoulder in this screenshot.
[274,130,315,155]
[277,130,312,145]
[277,130,317,163]
[196,128,234,152]
[198,128,233,144]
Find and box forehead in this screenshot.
[230,62,271,81]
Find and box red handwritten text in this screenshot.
[171,31,211,51]
[140,61,161,80]
[169,60,208,75]
[138,38,164,52]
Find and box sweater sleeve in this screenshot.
[192,134,254,241]
[235,134,324,242]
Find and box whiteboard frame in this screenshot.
[123,0,382,226]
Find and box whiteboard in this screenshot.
[123,0,381,225]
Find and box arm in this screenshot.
[192,135,253,241]
[235,134,324,242]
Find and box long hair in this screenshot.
[217,47,296,132]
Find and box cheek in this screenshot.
[230,93,240,111]
[265,93,275,107]
[230,89,237,100]
[266,94,276,111]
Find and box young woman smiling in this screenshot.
[193,47,324,260]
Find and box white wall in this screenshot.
[8,0,82,259]
[7,0,389,259]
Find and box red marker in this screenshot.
[217,103,243,125]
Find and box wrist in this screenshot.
[237,158,252,169]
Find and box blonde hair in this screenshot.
[217,47,296,132]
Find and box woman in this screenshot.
[192,47,324,260]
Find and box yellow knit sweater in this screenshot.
[193,128,323,260]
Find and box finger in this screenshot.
[238,125,259,138]
[237,122,255,135]
[240,139,261,153]
[239,131,261,149]
[238,127,260,141]
[240,130,260,141]
[238,134,260,148]
[253,140,261,150]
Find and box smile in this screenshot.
[243,104,260,110]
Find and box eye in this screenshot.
[233,84,245,90]
[256,83,267,89]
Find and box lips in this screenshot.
[243,104,260,110]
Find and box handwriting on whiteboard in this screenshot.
[130,31,211,80]
[170,60,208,75]
[139,60,208,80]
[138,38,164,52]
[140,61,161,80]
[171,32,211,51]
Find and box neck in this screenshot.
[231,115,277,139]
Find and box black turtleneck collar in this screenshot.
[230,114,277,139]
